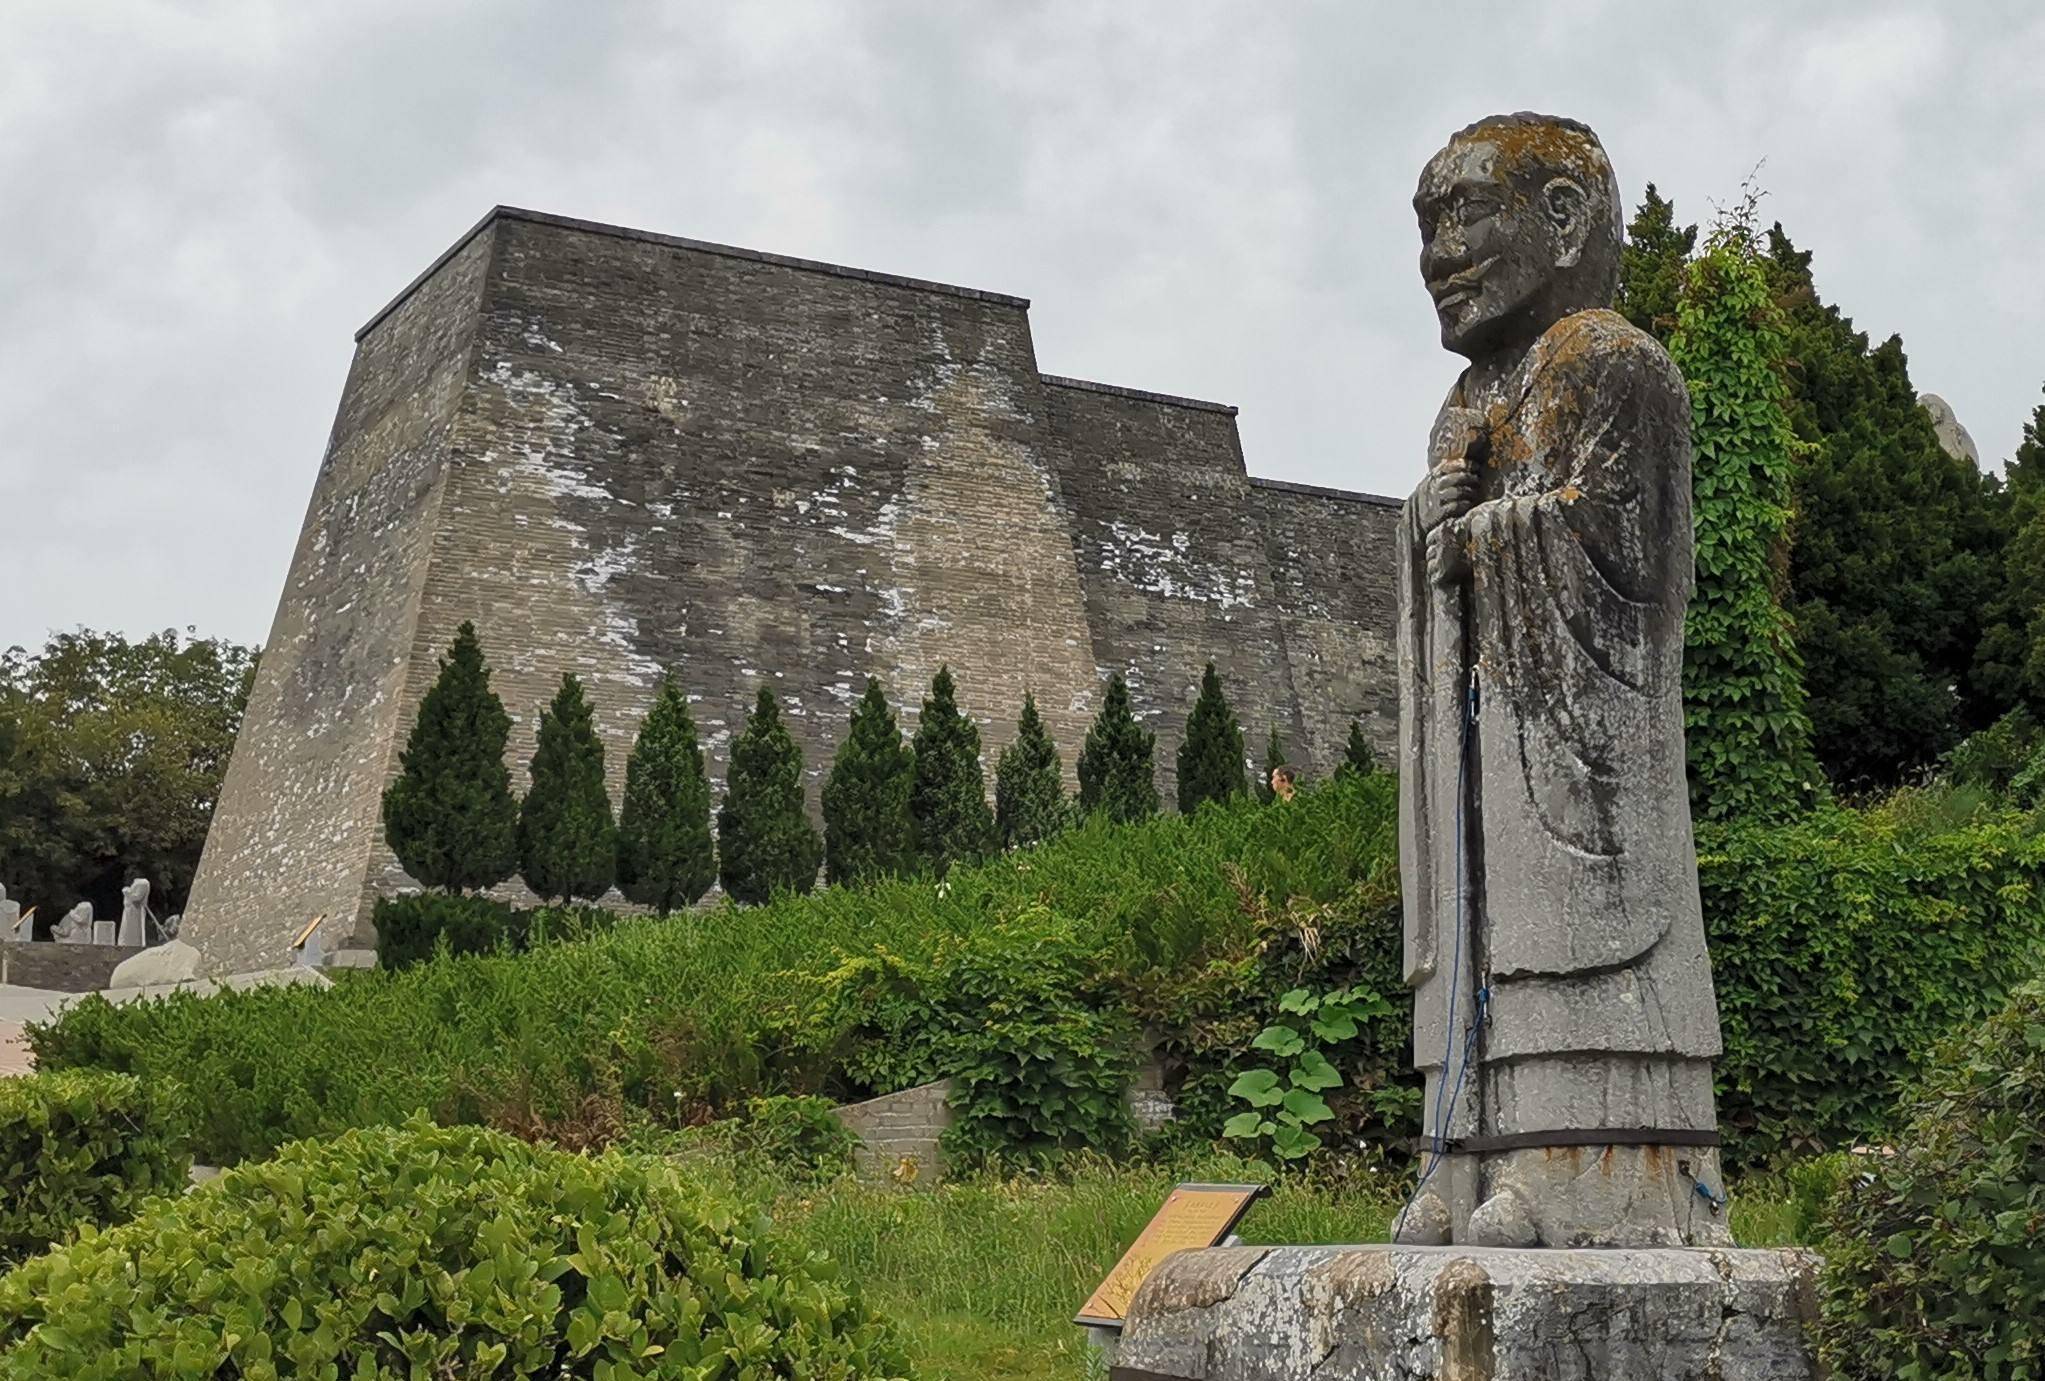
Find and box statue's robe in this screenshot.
[1397,308,1727,1247]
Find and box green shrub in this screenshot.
[728,1095,859,1182]
[1946,708,2041,797]
[0,1070,190,1265]
[0,1120,906,1379]
[1699,806,2045,1164]
[1818,980,2045,1379]
[372,892,526,969]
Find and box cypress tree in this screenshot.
[1175,662,1247,814]
[1337,719,1379,778]
[1760,225,2009,785]
[908,666,996,873]
[1076,673,1158,824]
[1977,391,2045,722]
[822,676,918,886]
[1669,208,1822,822]
[1615,183,1697,341]
[380,621,519,892]
[1256,726,1289,804]
[994,691,1065,847]
[518,672,617,903]
[717,686,822,904]
[615,673,716,913]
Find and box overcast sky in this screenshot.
[4,1,2040,652]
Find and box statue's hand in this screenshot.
[1417,407,1486,532]
[1428,517,1472,588]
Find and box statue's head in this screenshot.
[1414,113,1623,360]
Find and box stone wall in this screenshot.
[832,1078,954,1185]
[181,207,1404,968]
[0,942,148,992]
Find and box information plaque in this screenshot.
[1075,1182,1266,1329]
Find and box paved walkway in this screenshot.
[0,987,74,1076]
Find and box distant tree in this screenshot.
[1760,225,2008,787]
[1076,673,1158,824]
[518,673,617,903]
[381,621,519,895]
[1336,720,1379,779]
[908,666,996,874]
[1669,208,1822,822]
[1255,726,1289,805]
[717,686,822,904]
[1176,662,1247,814]
[1976,388,2045,723]
[1615,183,1697,341]
[994,691,1065,847]
[615,673,716,912]
[822,677,918,886]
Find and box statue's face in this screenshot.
[1415,137,1573,359]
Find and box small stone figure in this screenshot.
[118,878,151,947]
[158,912,182,942]
[1395,112,1728,1249]
[0,885,19,941]
[53,902,93,944]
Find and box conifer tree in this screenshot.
[1176,662,1247,814]
[1615,183,1697,341]
[1076,673,1158,824]
[1337,720,1379,778]
[1976,389,2045,723]
[716,686,822,904]
[1669,208,1822,822]
[518,672,617,903]
[380,620,519,892]
[615,673,716,912]
[908,666,996,873]
[1256,726,1288,804]
[994,691,1065,847]
[822,677,918,886]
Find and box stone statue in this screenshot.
[1920,392,1980,467]
[1394,113,1729,1249]
[118,878,150,947]
[0,885,19,941]
[53,901,93,944]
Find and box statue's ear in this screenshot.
[1542,176,1591,270]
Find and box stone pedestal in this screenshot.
[1114,1244,1821,1380]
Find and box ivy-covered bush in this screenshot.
[800,908,1136,1170]
[1698,807,2045,1164]
[0,1070,190,1265]
[1817,980,2045,1379]
[0,1120,907,1379]
[727,1095,859,1182]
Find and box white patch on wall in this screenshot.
[1098,521,1257,609]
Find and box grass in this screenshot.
[679,1151,1803,1381]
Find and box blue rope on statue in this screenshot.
[1395,674,1480,1239]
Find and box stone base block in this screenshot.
[1114,1244,1821,1381]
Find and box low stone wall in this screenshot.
[833,1079,954,1185]
[0,941,147,992]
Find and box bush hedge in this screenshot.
[0,1070,190,1266]
[31,774,2045,1172]
[372,893,616,971]
[0,1119,906,1379]
[1699,807,2045,1163]
[1817,979,2045,1378]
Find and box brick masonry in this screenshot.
[832,1078,955,1185]
[181,208,1405,973]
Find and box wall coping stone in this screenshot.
[359,206,1032,341]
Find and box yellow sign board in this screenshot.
[1075,1182,1265,1328]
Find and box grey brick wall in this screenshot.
[181,208,1403,970]
[832,1078,954,1184]
[0,942,148,992]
